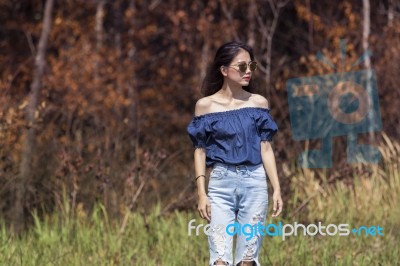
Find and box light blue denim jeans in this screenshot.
[207,162,268,266]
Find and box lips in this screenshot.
[243,76,251,81]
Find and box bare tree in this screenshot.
[94,0,106,84]
[362,0,375,144]
[114,0,123,95]
[257,0,289,98]
[388,0,394,27]
[127,0,140,185]
[119,0,140,234]
[219,0,240,41]
[247,0,257,47]
[14,0,54,233]
[199,2,212,85]
[306,0,314,51]
[362,0,371,70]
[200,35,210,86]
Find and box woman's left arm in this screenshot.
[261,140,283,217]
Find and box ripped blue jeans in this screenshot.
[207,162,268,266]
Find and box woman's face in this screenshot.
[223,49,254,87]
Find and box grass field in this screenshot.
[1,139,399,265]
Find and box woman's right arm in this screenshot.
[194,148,211,221]
[193,97,212,222]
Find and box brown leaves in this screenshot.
[0,0,399,222]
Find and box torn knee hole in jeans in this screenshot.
[211,227,226,258]
[243,213,263,261]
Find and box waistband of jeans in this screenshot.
[213,162,263,171]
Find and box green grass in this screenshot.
[0,205,398,266]
[0,179,398,266]
[0,140,399,265]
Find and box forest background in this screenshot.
[0,0,399,265]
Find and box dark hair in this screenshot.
[201,41,256,96]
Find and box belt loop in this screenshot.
[244,164,250,176]
[224,163,229,175]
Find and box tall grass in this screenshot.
[0,135,399,265]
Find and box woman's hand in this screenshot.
[271,190,283,217]
[198,194,211,222]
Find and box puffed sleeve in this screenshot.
[255,108,278,142]
[187,116,208,148]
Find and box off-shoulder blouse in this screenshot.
[186,107,278,167]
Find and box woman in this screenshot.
[187,42,283,266]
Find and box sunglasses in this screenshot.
[229,61,258,73]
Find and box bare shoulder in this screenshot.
[250,94,270,109]
[194,96,213,116]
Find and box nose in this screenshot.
[245,65,252,74]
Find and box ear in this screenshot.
[220,66,228,77]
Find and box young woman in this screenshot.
[187,42,283,266]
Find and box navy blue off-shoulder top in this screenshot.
[186,107,278,167]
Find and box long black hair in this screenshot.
[201,41,256,96]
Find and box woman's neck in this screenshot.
[218,82,247,100]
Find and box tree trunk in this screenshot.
[199,2,211,86]
[114,0,123,95]
[306,0,314,52]
[14,0,54,233]
[247,0,257,47]
[255,0,288,98]
[264,0,287,98]
[128,0,140,178]
[362,0,375,144]
[362,0,371,70]
[388,0,394,27]
[94,0,106,84]
[219,0,239,41]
